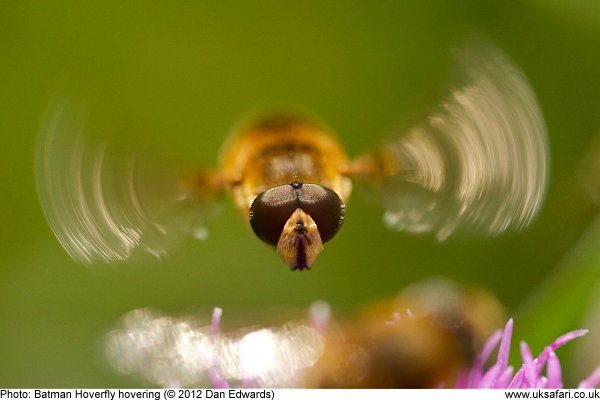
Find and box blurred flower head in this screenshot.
[458,318,600,389]
[105,286,600,389]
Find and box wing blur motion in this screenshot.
[104,281,505,388]
[351,38,549,240]
[35,96,218,264]
[105,308,324,387]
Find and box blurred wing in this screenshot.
[35,96,220,264]
[351,38,549,240]
[105,308,324,387]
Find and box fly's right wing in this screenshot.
[35,95,222,264]
[349,38,549,240]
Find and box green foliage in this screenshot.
[1,0,600,387]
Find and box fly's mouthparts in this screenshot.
[293,233,309,271]
[293,219,313,270]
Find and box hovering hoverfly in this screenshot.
[36,38,548,270]
[301,280,505,388]
[105,280,505,388]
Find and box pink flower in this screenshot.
[458,319,600,389]
[199,308,600,389]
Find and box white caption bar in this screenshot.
[1,389,600,400]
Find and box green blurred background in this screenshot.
[2,0,600,387]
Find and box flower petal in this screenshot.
[479,364,501,388]
[508,368,524,389]
[209,307,230,389]
[537,329,588,372]
[493,366,514,388]
[520,341,537,387]
[579,366,600,389]
[496,319,514,374]
[467,329,502,387]
[211,307,223,335]
[546,352,563,389]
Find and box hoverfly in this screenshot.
[104,279,505,388]
[36,38,548,270]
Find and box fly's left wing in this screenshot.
[348,38,549,240]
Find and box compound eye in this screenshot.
[249,185,297,246]
[297,184,345,243]
[249,183,346,247]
